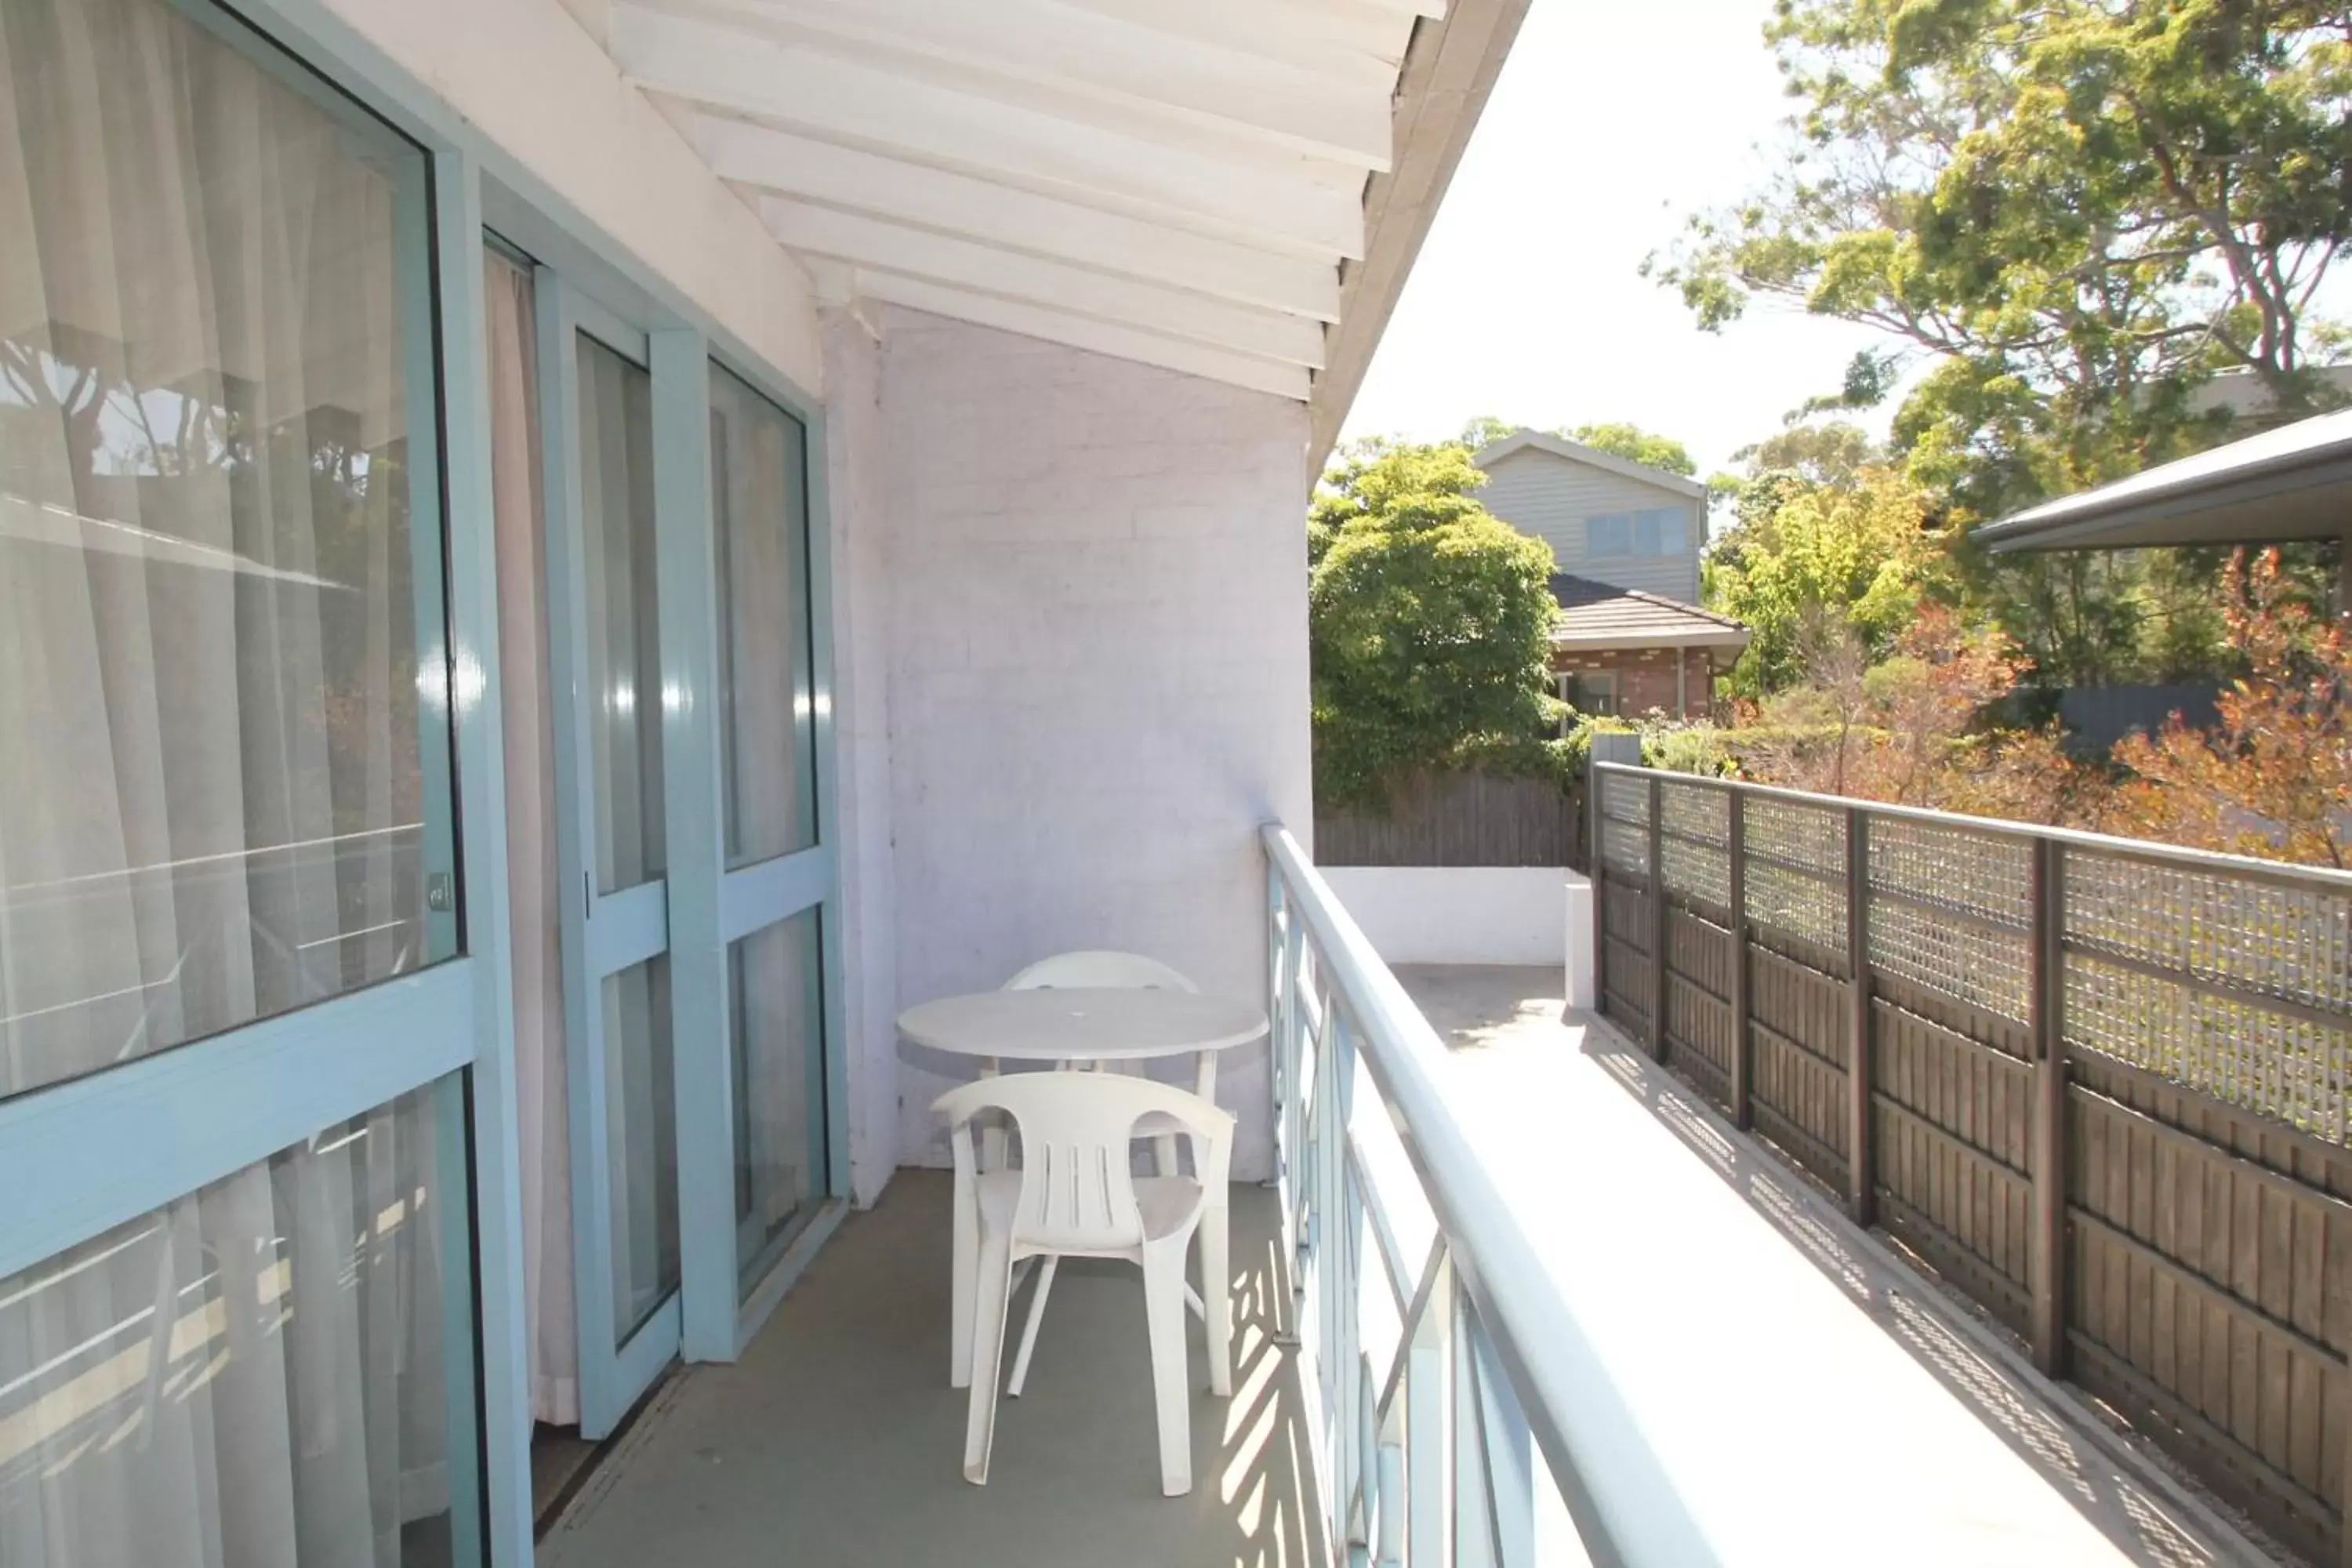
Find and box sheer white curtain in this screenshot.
[0,0,459,1559]
[0,0,428,1099]
[0,1088,453,1567]
[484,252,579,1425]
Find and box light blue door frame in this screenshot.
[535,274,686,1440]
[4,0,857,1561]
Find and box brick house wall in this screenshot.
[1555,646,1719,720]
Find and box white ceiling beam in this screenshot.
[1064,0,1419,80]
[637,0,1393,169]
[760,201,1327,368]
[610,6,1367,256]
[846,269,1312,401]
[699,122,1340,321]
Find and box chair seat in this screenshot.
[975,1171,1205,1248]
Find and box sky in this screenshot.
[1342,0,1907,477]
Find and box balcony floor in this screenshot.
[1399,964,2277,1566]
[539,1173,1327,1568]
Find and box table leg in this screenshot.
[978,1056,1006,1174]
[1195,1049,1229,1393]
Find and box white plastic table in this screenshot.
[898,986,1268,1395]
[896,987,1269,1066]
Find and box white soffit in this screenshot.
[593,0,1461,404]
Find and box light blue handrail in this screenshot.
[1261,823,1719,1566]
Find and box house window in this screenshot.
[1585,506,1686,557]
[1570,670,1621,716]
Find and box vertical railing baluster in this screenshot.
[1846,804,1876,1226]
[1591,768,1608,1023]
[1728,789,1752,1130]
[2030,836,2070,1377]
[1404,1251,1451,1565]
[1376,1414,1406,1567]
[1452,1273,1499,1568]
[1647,774,1667,1059]
[1465,1306,1536,1565]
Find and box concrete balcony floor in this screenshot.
[539,1172,1328,1568]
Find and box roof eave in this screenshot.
[1551,629,1753,652]
[1473,429,1711,499]
[1305,0,1534,475]
[1976,419,2352,553]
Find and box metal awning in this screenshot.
[1973,407,2352,553]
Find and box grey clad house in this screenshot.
[1472,428,1748,717]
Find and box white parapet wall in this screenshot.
[1322,866,1596,1002]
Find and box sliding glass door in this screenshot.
[535,284,683,1438]
[0,0,482,1559]
[707,368,830,1301]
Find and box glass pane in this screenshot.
[710,367,817,866]
[729,910,826,1294]
[0,0,453,1100]
[604,954,678,1339]
[0,1080,476,1565]
[575,334,664,893]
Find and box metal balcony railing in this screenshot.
[1261,824,1712,1566]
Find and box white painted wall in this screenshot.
[1322,866,1588,973]
[837,307,1312,1186]
[819,307,901,1208]
[1476,447,1703,604]
[328,0,823,395]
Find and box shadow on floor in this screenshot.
[1396,964,2252,1568]
[1584,1033,2243,1566]
[540,1171,1328,1568]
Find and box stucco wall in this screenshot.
[326,0,822,394]
[1478,448,1703,604]
[851,307,1312,1184]
[819,308,900,1208]
[1321,866,1579,970]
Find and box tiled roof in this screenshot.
[1548,574,1749,645]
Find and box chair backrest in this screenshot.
[1001,950,1199,993]
[934,1073,1234,1250]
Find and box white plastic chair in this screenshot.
[936,1072,1234,1495]
[958,951,1231,1403]
[1002,949,1200,1178]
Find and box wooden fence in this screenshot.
[1590,762,2352,1566]
[1317,769,1583,868]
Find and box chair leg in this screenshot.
[964,1236,1015,1486]
[1200,1198,1232,1397]
[951,1167,977,1388]
[1141,1239,1194,1497]
[1007,1256,1058,1397]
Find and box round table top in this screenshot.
[895,988,1269,1062]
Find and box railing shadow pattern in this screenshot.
[1581,1024,2225,1568]
[1591,762,2352,1566]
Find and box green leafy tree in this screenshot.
[1656,0,2352,475]
[1457,414,1518,450]
[1737,420,1878,488]
[1706,464,1939,695]
[1653,0,2352,679]
[1566,421,1698,478]
[1309,441,1563,808]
